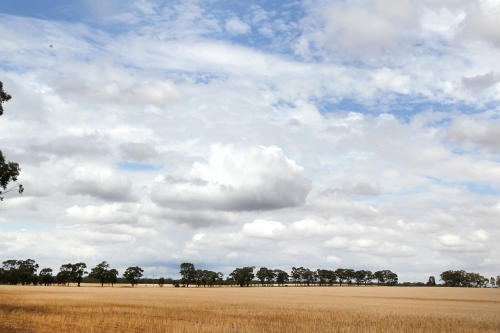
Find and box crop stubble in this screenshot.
[0,285,499,333]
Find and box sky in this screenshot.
[1,0,499,282]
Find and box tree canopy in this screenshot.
[0,81,23,201]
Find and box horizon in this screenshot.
[1,0,499,283]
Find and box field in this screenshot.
[1,285,499,333]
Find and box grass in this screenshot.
[1,285,499,332]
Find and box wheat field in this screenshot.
[1,285,499,333]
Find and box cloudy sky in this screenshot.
[1,0,499,282]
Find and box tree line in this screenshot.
[2,259,498,288]
[438,270,497,288]
[0,260,144,287]
[178,263,399,287]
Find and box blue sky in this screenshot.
[1,0,500,281]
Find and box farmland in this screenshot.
[1,285,499,333]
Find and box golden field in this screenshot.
[1,285,499,333]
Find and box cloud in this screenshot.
[30,135,109,158]
[324,236,350,249]
[462,72,499,90]
[323,180,381,197]
[242,219,285,238]
[310,0,418,56]
[56,78,181,107]
[438,234,486,252]
[66,203,139,224]
[225,17,251,35]
[141,202,238,228]
[447,114,500,149]
[457,2,500,48]
[326,255,342,264]
[60,166,138,202]
[119,142,158,162]
[151,145,312,212]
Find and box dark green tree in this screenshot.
[354,270,367,286]
[89,261,111,286]
[39,268,54,286]
[335,268,347,286]
[158,277,165,287]
[1,259,39,285]
[179,263,196,287]
[72,262,88,287]
[256,267,270,286]
[427,276,436,286]
[58,264,74,286]
[123,266,144,287]
[363,270,373,286]
[0,81,23,201]
[274,269,289,286]
[105,268,119,287]
[229,266,255,287]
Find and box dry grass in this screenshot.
[1,285,499,333]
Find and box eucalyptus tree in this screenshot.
[39,268,54,286]
[256,267,271,286]
[229,266,255,287]
[354,270,367,286]
[335,268,347,286]
[58,264,74,286]
[105,268,119,286]
[291,267,301,286]
[1,259,39,285]
[344,269,356,286]
[89,261,109,286]
[363,271,374,286]
[0,81,23,201]
[316,269,329,286]
[274,270,289,286]
[123,266,144,287]
[179,263,196,287]
[301,268,315,286]
[72,262,88,287]
[440,270,467,287]
[427,276,436,286]
[216,272,224,287]
[374,270,398,286]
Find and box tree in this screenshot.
[217,272,224,287]
[229,267,255,287]
[1,259,39,285]
[363,271,373,286]
[0,81,23,201]
[344,269,355,286]
[123,266,144,286]
[58,264,74,286]
[374,271,385,286]
[256,267,270,286]
[384,271,398,286]
[291,267,301,286]
[179,263,196,287]
[440,270,466,287]
[72,262,88,287]
[275,269,289,286]
[490,277,495,288]
[39,268,54,286]
[336,269,347,286]
[88,261,111,286]
[158,277,165,287]
[427,276,436,286]
[355,270,367,286]
[105,268,119,287]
